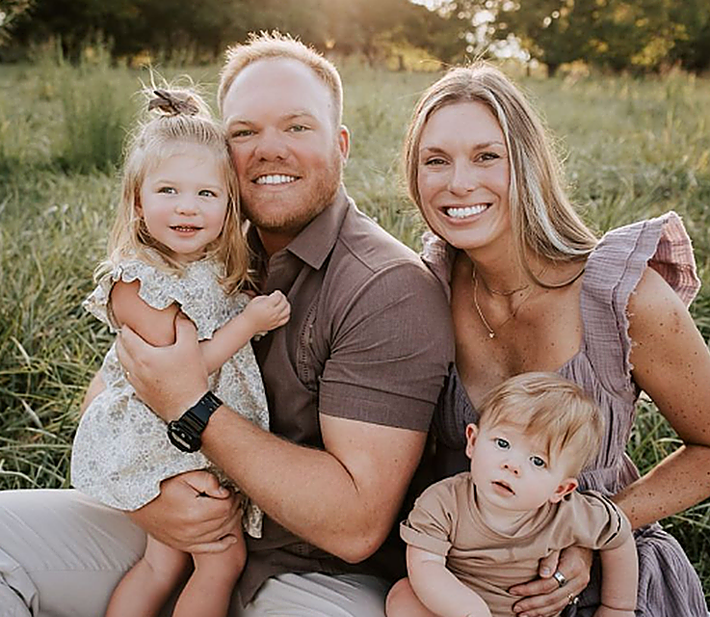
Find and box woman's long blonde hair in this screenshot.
[404,62,597,284]
[106,86,250,294]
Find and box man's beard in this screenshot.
[241,152,342,237]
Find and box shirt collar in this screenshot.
[246,185,349,272]
[286,185,349,270]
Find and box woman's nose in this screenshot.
[447,162,476,196]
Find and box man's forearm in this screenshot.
[201,405,426,562]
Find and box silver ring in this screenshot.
[552,570,567,588]
[567,593,579,606]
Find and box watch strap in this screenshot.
[186,390,223,427]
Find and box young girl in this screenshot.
[70,87,290,617]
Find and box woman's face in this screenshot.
[416,101,511,252]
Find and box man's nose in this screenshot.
[254,128,289,161]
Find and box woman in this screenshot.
[404,62,710,616]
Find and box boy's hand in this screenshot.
[243,290,291,334]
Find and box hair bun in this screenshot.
[148,89,200,117]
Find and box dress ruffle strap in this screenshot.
[82,258,246,340]
[580,212,700,399]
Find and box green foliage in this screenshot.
[442,0,710,74]
[0,60,709,599]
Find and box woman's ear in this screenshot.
[549,477,579,503]
[465,423,478,459]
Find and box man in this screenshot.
[0,33,453,616]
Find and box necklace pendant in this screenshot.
[488,331,495,339]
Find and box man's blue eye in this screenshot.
[495,438,510,449]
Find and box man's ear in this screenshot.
[549,477,578,503]
[338,125,350,163]
[465,423,478,459]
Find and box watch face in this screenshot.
[167,420,201,452]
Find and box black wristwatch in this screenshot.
[167,391,223,452]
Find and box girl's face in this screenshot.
[138,144,230,262]
[416,101,511,253]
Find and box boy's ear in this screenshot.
[549,477,578,503]
[465,423,478,459]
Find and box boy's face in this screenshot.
[465,422,578,513]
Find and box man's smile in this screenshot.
[254,174,300,185]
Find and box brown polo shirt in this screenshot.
[239,186,453,603]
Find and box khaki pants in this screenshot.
[0,490,388,617]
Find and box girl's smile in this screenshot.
[138,144,229,263]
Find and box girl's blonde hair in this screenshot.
[478,372,604,476]
[404,62,598,286]
[107,86,249,294]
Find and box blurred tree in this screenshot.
[438,0,710,74]
[0,0,32,46]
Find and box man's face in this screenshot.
[222,58,349,245]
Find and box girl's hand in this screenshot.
[243,290,291,334]
[509,546,593,616]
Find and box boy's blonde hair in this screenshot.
[218,31,343,128]
[404,62,597,288]
[107,86,249,294]
[478,372,603,476]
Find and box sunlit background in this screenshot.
[1,0,709,75]
[1,0,709,603]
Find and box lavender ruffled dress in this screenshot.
[423,212,708,616]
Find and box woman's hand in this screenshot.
[128,471,242,553]
[509,546,593,616]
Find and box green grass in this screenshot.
[1,56,709,600]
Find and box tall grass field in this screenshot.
[1,53,709,600]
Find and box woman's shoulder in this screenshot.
[420,231,458,300]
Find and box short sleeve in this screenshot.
[400,479,458,556]
[318,261,454,431]
[580,211,700,397]
[83,258,246,340]
[567,491,632,551]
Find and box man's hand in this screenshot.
[116,314,207,421]
[509,546,593,616]
[129,471,242,553]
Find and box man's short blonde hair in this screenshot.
[478,372,604,476]
[218,31,343,127]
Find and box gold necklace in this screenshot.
[472,267,532,339]
[478,275,529,297]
